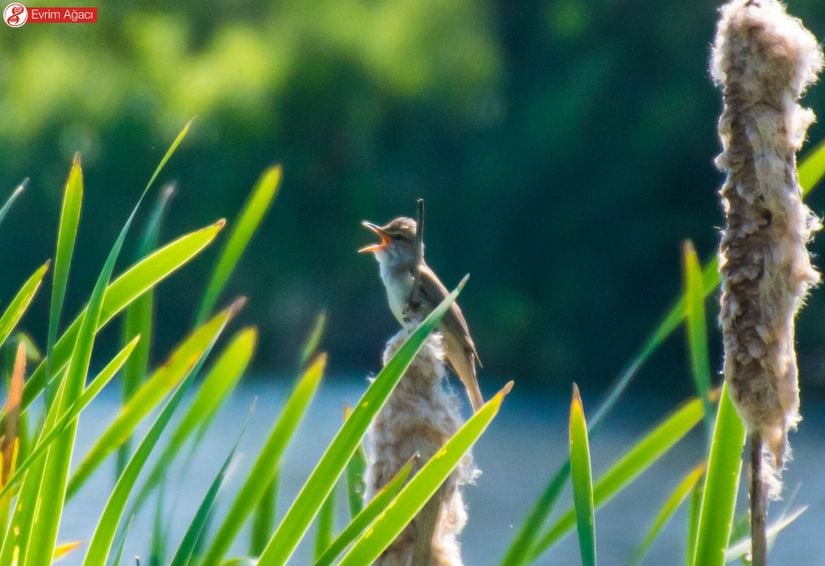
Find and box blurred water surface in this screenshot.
[63,378,825,565]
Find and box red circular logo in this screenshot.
[3,3,27,27]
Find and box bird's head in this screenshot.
[359,216,418,266]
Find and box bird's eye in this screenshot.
[392,234,403,241]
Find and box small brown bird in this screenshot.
[359,217,484,412]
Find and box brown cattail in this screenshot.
[712,0,823,495]
[364,329,477,565]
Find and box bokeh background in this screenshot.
[3,1,825,404]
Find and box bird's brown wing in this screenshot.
[417,264,482,365]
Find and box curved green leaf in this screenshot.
[0,262,50,350]
[569,384,596,566]
[338,381,510,565]
[0,179,26,228]
[692,384,746,566]
[196,165,281,323]
[201,353,327,564]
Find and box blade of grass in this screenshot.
[314,484,337,561]
[338,381,511,565]
[503,140,825,566]
[633,462,706,565]
[530,395,707,559]
[0,179,26,227]
[343,406,366,519]
[692,383,746,566]
[119,183,176,473]
[169,419,247,566]
[257,277,467,566]
[196,165,281,323]
[127,327,257,517]
[683,242,714,436]
[0,337,140,498]
[298,312,327,370]
[569,384,597,566]
[67,304,242,498]
[0,262,50,349]
[251,472,278,556]
[81,300,242,566]
[45,154,83,409]
[315,456,416,566]
[687,481,703,566]
[201,354,327,564]
[19,219,225,413]
[725,506,807,562]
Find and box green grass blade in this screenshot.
[45,154,83,408]
[196,165,281,323]
[0,337,140,499]
[119,183,176,473]
[633,462,706,565]
[257,277,466,566]
[338,381,511,566]
[81,300,239,566]
[725,506,807,562]
[127,327,257,518]
[799,138,825,196]
[315,456,415,566]
[314,484,337,561]
[569,384,597,566]
[502,141,825,566]
[0,262,50,349]
[67,303,242,498]
[344,412,366,519]
[686,480,703,566]
[19,220,225,413]
[683,242,713,435]
[201,354,327,564]
[299,311,327,370]
[169,426,245,566]
[0,179,26,227]
[691,383,746,566]
[251,472,278,556]
[531,395,707,560]
[144,119,193,193]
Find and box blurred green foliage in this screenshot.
[1,0,824,390]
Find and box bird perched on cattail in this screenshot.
[359,216,484,412]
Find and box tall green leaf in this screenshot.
[118,183,176,473]
[633,462,706,565]
[338,381,510,565]
[569,384,597,566]
[315,456,416,566]
[683,241,713,435]
[81,300,241,566]
[201,354,327,564]
[0,179,26,228]
[530,396,706,559]
[314,484,337,561]
[692,384,746,566]
[45,154,84,408]
[257,276,466,566]
[0,262,50,349]
[129,327,257,520]
[196,165,281,323]
[19,219,224,412]
[67,304,242,498]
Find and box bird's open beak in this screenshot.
[358,221,390,254]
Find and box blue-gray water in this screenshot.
[61,379,825,565]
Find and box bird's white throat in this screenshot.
[375,252,414,326]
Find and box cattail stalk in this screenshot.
[712,0,822,562]
[364,330,477,565]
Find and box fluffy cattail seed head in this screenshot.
[713,0,823,496]
[364,329,477,565]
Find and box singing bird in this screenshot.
[359,217,484,412]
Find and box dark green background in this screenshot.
[2,0,825,395]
